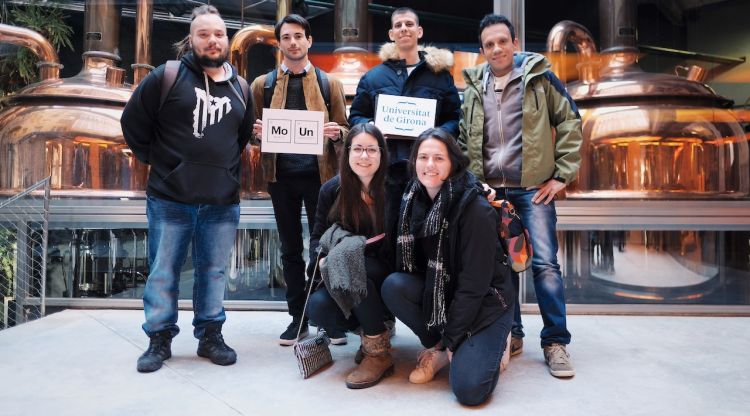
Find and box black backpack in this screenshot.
[262,67,331,114]
[158,60,249,111]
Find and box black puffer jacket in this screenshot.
[349,44,461,160]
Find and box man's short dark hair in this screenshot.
[478,14,516,46]
[391,7,419,26]
[274,14,311,41]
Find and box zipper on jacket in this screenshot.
[467,99,476,138]
[496,88,506,187]
[490,287,509,311]
[533,80,540,111]
[466,331,473,347]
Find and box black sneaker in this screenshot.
[197,325,237,366]
[279,320,308,346]
[325,328,347,345]
[137,332,172,373]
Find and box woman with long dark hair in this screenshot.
[381,128,515,405]
[306,123,394,389]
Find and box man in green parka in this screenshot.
[458,14,582,378]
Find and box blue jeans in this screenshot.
[496,187,571,347]
[382,272,512,406]
[142,196,239,339]
[450,310,512,406]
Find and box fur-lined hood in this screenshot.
[378,42,454,73]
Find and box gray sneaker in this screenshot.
[543,343,575,378]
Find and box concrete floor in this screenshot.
[0,310,747,416]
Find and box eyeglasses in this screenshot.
[349,146,381,157]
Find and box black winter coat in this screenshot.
[398,172,515,351]
[348,45,461,160]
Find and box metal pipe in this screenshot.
[494,0,525,52]
[83,0,121,61]
[229,25,277,80]
[132,0,154,85]
[546,20,598,83]
[599,0,637,54]
[0,24,61,80]
[277,0,292,22]
[335,0,369,47]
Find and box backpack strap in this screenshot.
[263,69,278,109]
[236,75,249,103]
[160,60,249,110]
[159,60,181,111]
[314,67,332,115]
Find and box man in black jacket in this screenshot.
[121,5,253,373]
[349,7,461,162]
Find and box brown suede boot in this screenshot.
[345,332,394,389]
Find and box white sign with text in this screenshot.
[261,108,324,155]
[374,94,437,138]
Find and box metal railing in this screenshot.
[0,177,50,330]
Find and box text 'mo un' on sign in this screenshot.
[374,94,437,139]
[261,108,325,155]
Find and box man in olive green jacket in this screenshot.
[458,14,582,378]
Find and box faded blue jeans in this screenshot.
[495,187,571,347]
[142,195,239,339]
[381,272,513,406]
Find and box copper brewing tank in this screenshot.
[229,24,277,199]
[547,0,749,199]
[0,0,153,197]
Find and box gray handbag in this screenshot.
[293,253,333,378]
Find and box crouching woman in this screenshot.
[381,128,515,405]
[306,123,394,389]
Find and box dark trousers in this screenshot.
[382,272,512,406]
[268,175,320,320]
[307,257,390,336]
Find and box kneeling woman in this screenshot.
[382,128,515,406]
[307,123,393,389]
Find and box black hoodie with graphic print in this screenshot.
[122,52,254,205]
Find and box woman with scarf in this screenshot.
[306,123,394,389]
[381,128,515,406]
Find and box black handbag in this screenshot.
[293,253,333,378]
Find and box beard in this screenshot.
[193,45,228,68]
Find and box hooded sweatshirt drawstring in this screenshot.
[198,64,246,139]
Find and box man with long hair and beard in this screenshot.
[122,5,254,373]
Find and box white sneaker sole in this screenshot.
[549,368,575,378]
[279,330,308,346]
[329,337,347,345]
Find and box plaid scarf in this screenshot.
[397,175,468,330]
